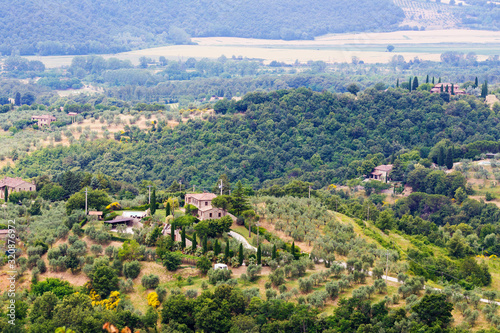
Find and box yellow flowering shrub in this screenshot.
[106,202,122,210]
[147,292,160,309]
[89,290,121,310]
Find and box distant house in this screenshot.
[31,115,56,126]
[185,192,229,221]
[486,153,500,159]
[430,83,466,95]
[369,165,393,182]
[0,177,36,200]
[88,211,103,220]
[0,229,9,240]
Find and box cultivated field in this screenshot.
[25,29,500,67]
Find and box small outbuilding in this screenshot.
[214,263,228,270]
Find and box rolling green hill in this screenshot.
[0,0,404,56]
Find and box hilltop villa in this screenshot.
[31,115,56,126]
[0,177,36,200]
[185,192,229,220]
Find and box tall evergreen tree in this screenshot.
[166,202,171,217]
[446,148,453,170]
[451,84,455,95]
[412,76,419,90]
[224,240,230,262]
[150,188,156,215]
[170,224,175,242]
[192,232,197,251]
[440,85,444,92]
[232,180,248,215]
[426,75,429,83]
[291,241,296,259]
[272,244,277,260]
[214,240,220,255]
[396,78,399,88]
[14,92,21,106]
[438,146,445,166]
[432,77,435,84]
[202,235,208,254]
[445,85,449,93]
[481,81,488,98]
[4,187,8,202]
[181,227,186,249]
[257,245,261,265]
[438,77,441,83]
[474,77,478,88]
[238,243,244,266]
[408,77,412,92]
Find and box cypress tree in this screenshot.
[14,92,21,106]
[426,75,429,83]
[203,235,208,254]
[181,227,186,249]
[481,81,488,98]
[150,188,156,215]
[412,76,419,90]
[432,77,435,84]
[214,240,220,256]
[4,187,8,202]
[396,78,399,88]
[474,77,478,88]
[291,241,296,259]
[272,244,277,260]
[451,84,455,95]
[192,232,197,251]
[438,146,445,166]
[445,85,449,93]
[446,148,453,170]
[170,224,175,242]
[408,77,412,92]
[166,202,171,217]
[440,85,444,92]
[438,77,441,83]
[238,243,244,266]
[257,245,261,265]
[224,240,230,262]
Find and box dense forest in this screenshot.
[10,87,500,190]
[0,0,404,56]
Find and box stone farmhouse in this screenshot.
[0,177,36,200]
[31,115,56,126]
[185,192,228,220]
[369,165,393,182]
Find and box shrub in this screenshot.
[196,256,212,274]
[119,278,134,293]
[208,268,232,285]
[298,278,313,293]
[185,289,198,299]
[155,286,167,302]
[90,244,103,256]
[37,259,47,273]
[123,260,141,279]
[141,274,160,289]
[246,264,262,282]
[162,251,182,271]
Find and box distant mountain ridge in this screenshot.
[0,0,404,56]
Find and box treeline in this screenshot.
[0,0,403,56]
[13,87,500,189]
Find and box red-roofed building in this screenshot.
[430,83,466,95]
[0,177,36,200]
[31,115,56,126]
